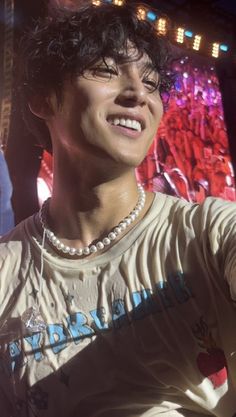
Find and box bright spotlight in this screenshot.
[193,35,202,51]
[137,7,146,20]
[220,44,229,52]
[212,42,220,58]
[146,10,157,22]
[176,27,185,43]
[185,30,193,38]
[156,17,168,36]
[113,0,124,5]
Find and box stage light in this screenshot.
[156,17,168,36]
[220,44,229,52]
[89,0,230,60]
[113,0,124,5]
[185,30,193,38]
[146,10,157,22]
[137,7,146,20]
[193,35,201,51]
[212,42,219,58]
[176,27,185,43]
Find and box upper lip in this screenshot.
[107,113,146,130]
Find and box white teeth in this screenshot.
[109,117,142,132]
[126,119,132,128]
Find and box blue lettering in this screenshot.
[47,324,67,354]
[9,341,26,372]
[90,308,108,330]
[66,312,94,344]
[24,333,43,362]
[131,289,161,319]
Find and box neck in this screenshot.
[40,181,148,257]
[47,170,150,252]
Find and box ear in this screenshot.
[28,94,54,120]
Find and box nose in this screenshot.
[116,71,148,107]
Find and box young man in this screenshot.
[0,2,236,416]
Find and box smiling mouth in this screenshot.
[107,117,142,132]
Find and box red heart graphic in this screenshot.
[196,348,227,389]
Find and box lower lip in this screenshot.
[109,124,142,139]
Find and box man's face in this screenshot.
[47,48,163,169]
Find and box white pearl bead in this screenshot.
[90,245,97,253]
[96,241,104,250]
[62,246,70,253]
[119,222,127,231]
[103,237,111,246]
[39,184,146,257]
[83,247,90,255]
[69,248,77,255]
[108,232,116,240]
[57,242,64,250]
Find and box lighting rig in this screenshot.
[92,0,230,60]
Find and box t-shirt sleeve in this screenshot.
[193,197,236,301]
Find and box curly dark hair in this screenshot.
[17,1,174,152]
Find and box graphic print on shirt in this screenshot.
[192,316,228,389]
[0,271,195,415]
[1,271,195,366]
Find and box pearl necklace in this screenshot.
[39,184,146,257]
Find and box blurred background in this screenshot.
[0,0,236,230]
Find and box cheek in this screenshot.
[152,96,164,115]
[79,89,111,125]
[150,100,164,131]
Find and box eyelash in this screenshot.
[92,66,118,77]
[88,66,160,92]
[142,78,160,92]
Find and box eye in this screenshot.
[142,77,160,92]
[90,66,118,79]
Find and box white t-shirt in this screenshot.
[0,193,236,417]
